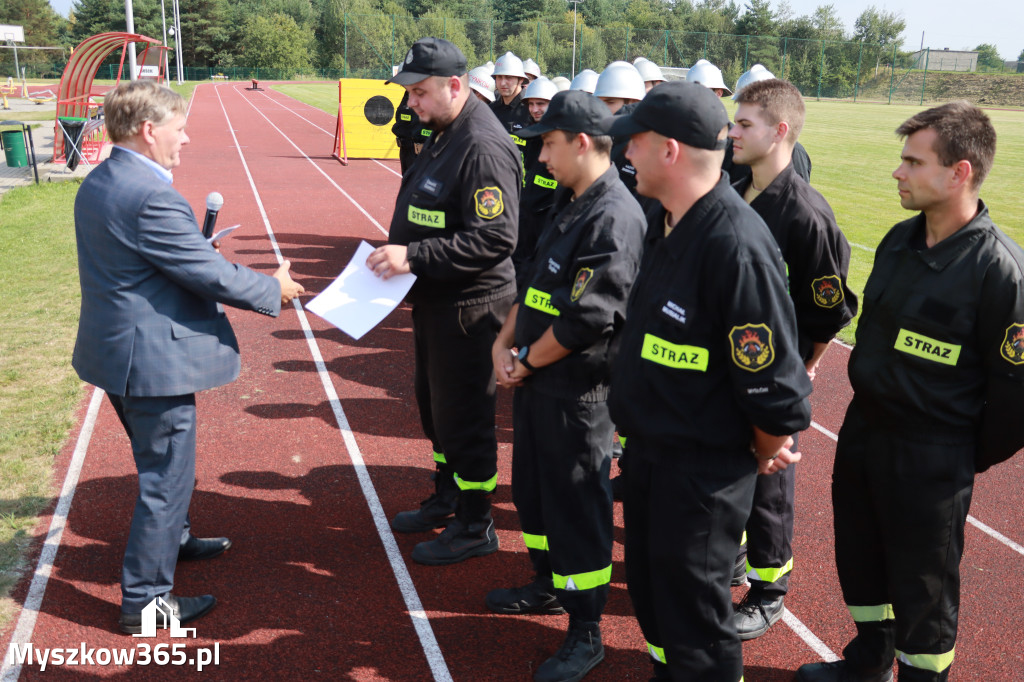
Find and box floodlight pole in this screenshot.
[160,0,170,82]
[125,0,138,79]
[569,0,583,78]
[172,0,184,84]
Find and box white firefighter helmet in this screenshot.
[492,51,527,79]
[523,58,542,80]
[522,76,558,101]
[551,76,572,91]
[569,68,599,94]
[468,66,496,102]
[685,59,731,95]
[634,58,666,84]
[594,61,646,101]
[732,63,775,99]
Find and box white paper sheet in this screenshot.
[207,224,240,243]
[305,240,416,340]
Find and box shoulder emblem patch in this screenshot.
[812,275,844,309]
[570,268,594,302]
[1000,323,1024,365]
[474,187,504,220]
[730,324,775,372]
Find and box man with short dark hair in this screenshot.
[607,81,812,681]
[797,101,1024,682]
[368,37,521,566]
[487,90,645,682]
[73,79,304,634]
[728,77,857,640]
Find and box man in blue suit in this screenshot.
[72,80,304,634]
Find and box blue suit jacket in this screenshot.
[72,147,281,397]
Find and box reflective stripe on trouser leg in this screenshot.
[647,641,666,664]
[454,472,497,492]
[433,450,446,464]
[523,533,549,551]
[896,648,955,674]
[552,564,612,591]
[849,604,895,623]
[747,556,793,584]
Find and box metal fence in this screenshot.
[2,18,1022,107]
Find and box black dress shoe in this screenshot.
[178,535,232,561]
[118,593,216,634]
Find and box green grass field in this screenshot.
[0,85,1021,629]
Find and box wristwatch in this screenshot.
[517,345,537,372]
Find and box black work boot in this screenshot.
[391,467,457,533]
[410,489,498,565]
[796,661,894,682]
[486,577,565,615]
[734,589,784,640]
[534,619,604,682]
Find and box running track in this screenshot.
[2,81,1022,681]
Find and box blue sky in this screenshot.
[45,0,1021,62]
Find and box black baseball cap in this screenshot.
[386,37,468,85]
[606,80,729,150]
[518,90,611,138]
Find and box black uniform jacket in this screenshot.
[734,163,857,360]
[392,92,431,144]
[388,95,520,306]
[513,136,559,280]
[491,91,530,134]
[848,202,1024,469]
[609,174,812,455]
[726,138,812,185]
[515,165,646,401]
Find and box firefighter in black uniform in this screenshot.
[796,104,1024,682]
[392,90,431,175]
[367,37,521,566]
[490,51,531,134]
[607,81,812,682]
[512,76,559,284]
[486,90,646,682]
[727,77,857,640]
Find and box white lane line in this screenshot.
[808,391,1024,557]
[228,84,388,237]
[783,609,840,662]
[254,88,404,179]
[213,84,453,682]
[849,242,875,252]
[2,387,105,682]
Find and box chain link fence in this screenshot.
[3,18,1022,107]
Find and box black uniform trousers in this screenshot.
[741,433,797,598]
[511,385,614,622]
[108,392,196,613]
[411,295,514,488]
[623,441,756,681]
[833,401,974,682]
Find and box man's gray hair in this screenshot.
[104,80,187,143]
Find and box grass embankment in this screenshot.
[0,181,82,627]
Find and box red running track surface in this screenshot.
[2,81,1022,681]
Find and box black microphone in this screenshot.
[202,191,224,239]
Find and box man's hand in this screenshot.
[274,260,305,305]
[366,245,411,280]
[756,435,801,475]
[805,359,820,381]
[493,343,521,388]
[509,358,533,383]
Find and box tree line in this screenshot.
[0,0,1020,78]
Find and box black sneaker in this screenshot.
[534,620,604,682]
[795,661,893,682]
[391,492,457,533]
[486,580,565,615]
[410,518,499,566]
[733,591,784,640]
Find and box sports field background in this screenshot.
[277,82,1024,343]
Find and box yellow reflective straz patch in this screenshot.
[811,275,844,309]
[474,187,504,220]
[640,334,709,371]
[895,329,960,366]
[730,324,774,372]
[1002,323,1024,365]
